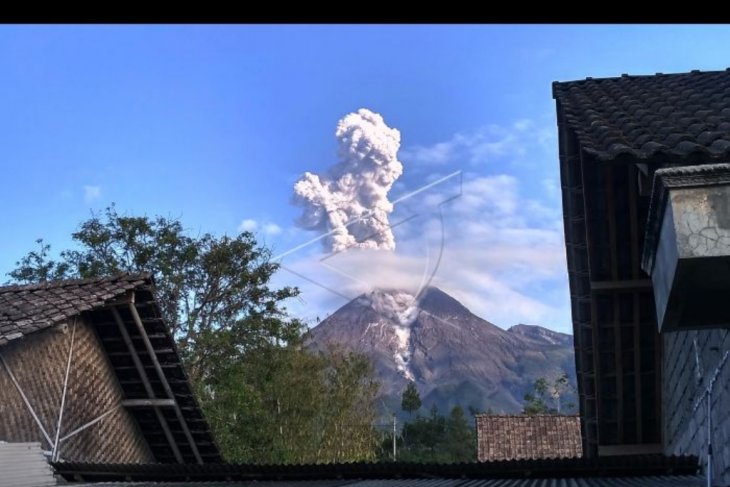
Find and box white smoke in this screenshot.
[293,108,403,252]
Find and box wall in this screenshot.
[0,318,154,463]
[663,328,730,485]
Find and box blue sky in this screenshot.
[2,25,730,333]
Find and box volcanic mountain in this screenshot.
[306,287,576,416]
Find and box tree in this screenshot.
[401,381,422,417]
[523,377,550,415]
[315,346,380,463]
[444,406,475,462]
[8,205,383,464]
[9,239,71,282]
[200,343,380,464]
[523,372,575,415]
[394,404,476,463]
[8,205,302,386]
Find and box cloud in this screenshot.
[400,119,550,167]
[238,219,258,232]
[239,219,283,237]
[83,185,101,204]
[263,223,282,236]
[279,173,570,332]
[279,112,568,332]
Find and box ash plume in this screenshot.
[293,108,403,252]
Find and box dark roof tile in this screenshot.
[0,274,149,345]
[554,69,730,162]
[52,454,700,483]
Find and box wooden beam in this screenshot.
[628,164,641,278]
[598,443,662,456]
[122,398,176,407]
[591,279,652,291]
[629,164,643,444]
[111,307,184,464]
[613,294,624,444]
[634,292,643,443]
[128,301,204,465]
[580,149,601,457]
[655,319,663,444]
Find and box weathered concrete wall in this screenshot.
[663,328,730,485]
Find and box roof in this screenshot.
[475,415,582,461]
[0,274,222,464]
[0,274,148,345]
[552,69,730,163]
[53,454,700,484]
[63,477,703,487]
[0,442,55,487]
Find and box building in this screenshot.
[475,414,582,462]
[0,274,221,464]
[554,69,730,484]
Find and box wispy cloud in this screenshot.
[279,173,569,332]
[238,219,258,232]
[263,222,283,236]
[400,121,536,166]
[239,219,284,237]
[83,185,101,204]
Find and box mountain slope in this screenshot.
[306,287,576,416]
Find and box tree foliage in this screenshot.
[387,404,475,463]
[9,205,301,385]
[201,344,380,464]
[400,381,422,416]
[522,372,575,415]
[8,205,381,463]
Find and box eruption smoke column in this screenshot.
[293,108,403,252]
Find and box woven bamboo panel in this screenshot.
[0,318,154,463]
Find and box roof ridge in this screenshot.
[0,272,152,294]
[553,67,730,89]
[553,68,730,163]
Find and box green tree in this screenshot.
[523,372,575,415]
[401,381,422,417]
[8,205,302,386]
[381,403,477,464]
[9,239,71,282]
[8,205,382,464]
[444,406,475,461]
[523,377,550,415]
[398,405,447,463]
[315,346,380,463]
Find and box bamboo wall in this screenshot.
[0,318,154,463]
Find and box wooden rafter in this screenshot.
[127,299,203,465]
[111,306,184,463]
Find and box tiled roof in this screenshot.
[53,454,699,483]
[552,69,730,163]
[0,274,149,346]
[0,274,222,463]
[476,415,582,461]
[61,477,704,487]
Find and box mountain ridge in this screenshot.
[306,287,576,416]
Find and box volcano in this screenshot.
[306,287,576,416]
